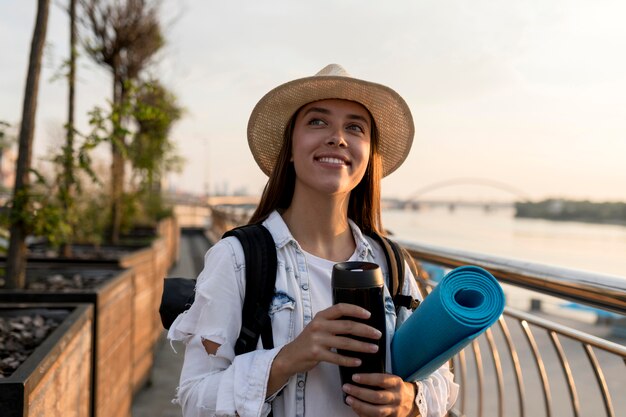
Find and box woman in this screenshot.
[169,64,459,417]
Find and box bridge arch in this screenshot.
[405,177,530,203]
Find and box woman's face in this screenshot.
[290,99,372,197]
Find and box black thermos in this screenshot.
[332,261,386,392]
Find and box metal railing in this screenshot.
[400,240,626,417]
[205,205,626,417]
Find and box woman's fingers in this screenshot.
[352,373,400,390]
[329,334,380,354]
[324,318,382,340]
[345,395,392,417]
[314,303,383,341]
[344,383,393,405]
[343,374,399,405]
[304,333,377,363]
[316,303,371,320]
[343,374,417,417]
[313,349,362,367]
[274,303,382,375]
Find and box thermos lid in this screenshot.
[332,261,384,289]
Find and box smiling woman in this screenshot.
[168,64,458,417]
[290,100,371,198]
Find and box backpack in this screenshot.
[159,223,422,356]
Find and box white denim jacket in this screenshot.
[168,211,458,417]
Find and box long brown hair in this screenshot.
[248,102,384,235]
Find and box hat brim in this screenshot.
[247,75,415,178]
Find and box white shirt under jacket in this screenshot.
[168,210,459,417]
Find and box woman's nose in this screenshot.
[326,128,347,147]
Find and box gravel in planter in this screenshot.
[0,311,66,378]
[28,243,153,260]
[25,272,114,291]
[0,271,117,292]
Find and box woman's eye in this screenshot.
[347,124,364,133]
[308,118,326,126]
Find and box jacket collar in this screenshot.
[263,210,375,259]
[263,210,295,249]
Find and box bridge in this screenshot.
[388,177,530,212]
[383,198,514,212]
[169,177,530,215]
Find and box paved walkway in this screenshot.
[132,230,212,417]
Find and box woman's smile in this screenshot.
[314,154,351,167]
[291,99,371,195]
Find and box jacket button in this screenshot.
[298,380,305,388]
[301,283,309,291]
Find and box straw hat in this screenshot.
[247,64,414,177]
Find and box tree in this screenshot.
[130,81,182,190]
[129,80,183,223]
[59,0,77,257]
[6,0,51,288]
[79,0,164,243]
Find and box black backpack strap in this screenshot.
[401,246,430,300]
[369,232,399,297]
[385,238,420,311]
[223,224,278,355]
[368,232,419,313]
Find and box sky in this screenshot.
[1,0,626,202]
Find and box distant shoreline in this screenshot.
[515,199,626,227]
[514,214,626,227]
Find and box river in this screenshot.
[382,207,626,320]
[383,207,626,277]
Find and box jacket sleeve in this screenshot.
[168,238,279,417]
[397,260,460,417]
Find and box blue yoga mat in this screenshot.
[391,265,505,381]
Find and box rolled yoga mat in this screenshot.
[391,265,505,381]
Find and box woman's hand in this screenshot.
[342,373,419,417]
[268,303,382,393]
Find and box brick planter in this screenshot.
[117,245,160,392]
[151,235,173,338]
[0,303,93,417]
[0,217,180,406]
[15,217,179,395]
[10,246,174,396]
[0,265,134,417]
[118,217,180,391]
